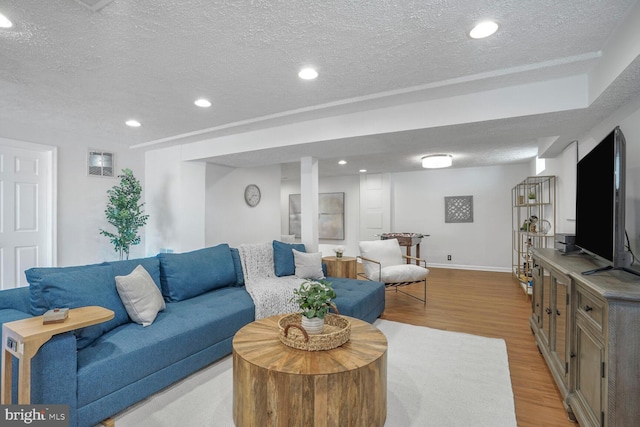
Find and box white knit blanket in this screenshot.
[238,243,304,319]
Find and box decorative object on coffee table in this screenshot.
[279,312,350,351]
[290,279,336,334]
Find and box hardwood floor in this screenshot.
[379,267,577,427]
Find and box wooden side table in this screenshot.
[2,306,114,404]
[233,315,387,427]
[322,256,357,279]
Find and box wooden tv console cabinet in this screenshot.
[530,248,640,427]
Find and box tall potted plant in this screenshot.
[291,279,337,334]
[100,168,149,260]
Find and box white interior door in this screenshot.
[0,143,53,289]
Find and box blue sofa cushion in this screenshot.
[107,257,162,290]
[230,247,244,286]
[40,264,130,349]
[0,308,32,325]
[158,244,236,302]
[25,263,104,315]
[273,240,306,277]
[76,287,255,407]
[330,277,386,323]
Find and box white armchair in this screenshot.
[358,238,428,304]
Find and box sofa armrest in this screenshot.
[30,332,78,426]
[0,287,31,313]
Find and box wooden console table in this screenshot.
[2,306,114,404]
[530,249,640,427]
[233,315,387,427]
[322,256,357,279]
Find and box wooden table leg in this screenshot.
[18,350,31,404]
[1,348,12,404]
[416,243,421,265]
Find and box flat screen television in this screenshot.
[575,126,633,274]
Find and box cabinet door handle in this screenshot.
[545,307,552,314]
[570,352,576,358]
[556,309,561,316]
[584,305,593,312]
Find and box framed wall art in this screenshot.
[289,192,345,240]
[445,195,474,223]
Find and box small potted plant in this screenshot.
[528,191,536,203]
[333,245,345,258]
[291,279,337,334]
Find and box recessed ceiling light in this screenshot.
[194,98,211,108]
[125,119,141,127]
[469,21,498,39]
[338,160,347,165]
[0,13,13,28]
[422,154,453,168]
[298,67,318,80]
[359,169,367,173]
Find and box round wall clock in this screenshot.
[244,184,261,207]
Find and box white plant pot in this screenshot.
[301,316,324,335]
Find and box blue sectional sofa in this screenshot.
[0,243,385,427]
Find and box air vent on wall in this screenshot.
[74,0,115,12]
[88,150,114,177]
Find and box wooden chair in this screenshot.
[357,238,428,304]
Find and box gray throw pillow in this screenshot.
[115,265,166,327]
[293,249,325,280]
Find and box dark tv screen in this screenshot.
[575,129,618,263]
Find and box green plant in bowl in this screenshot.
[291,279,336,319]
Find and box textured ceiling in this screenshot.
[1,0,639,176]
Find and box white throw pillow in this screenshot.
[359,239,405,281]
[293,249,325,280]
[115,265,166,327]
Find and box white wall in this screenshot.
[57,141,146,265]
[142,93,640,272]
[390,164,527,271]
[573,97,640,258]
[145,146,206,255]
[205,164,282,247]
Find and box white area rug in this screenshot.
[112,320,517,427]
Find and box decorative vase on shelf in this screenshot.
[301,316,324,334]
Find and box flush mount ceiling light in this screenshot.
[298,67,318,80]
[469,21,498,39]
[125,119,141,127]
[0,12,13,28]
[359,169,367,173]
[338,160,347,165]
[422,154,453,169]
[194,98,211,108]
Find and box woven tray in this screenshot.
[278,313,351,351]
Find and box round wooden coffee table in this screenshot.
[232,315,387,427]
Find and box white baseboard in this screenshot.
[427,263,511,273]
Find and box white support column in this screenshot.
[300,157,319,252]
